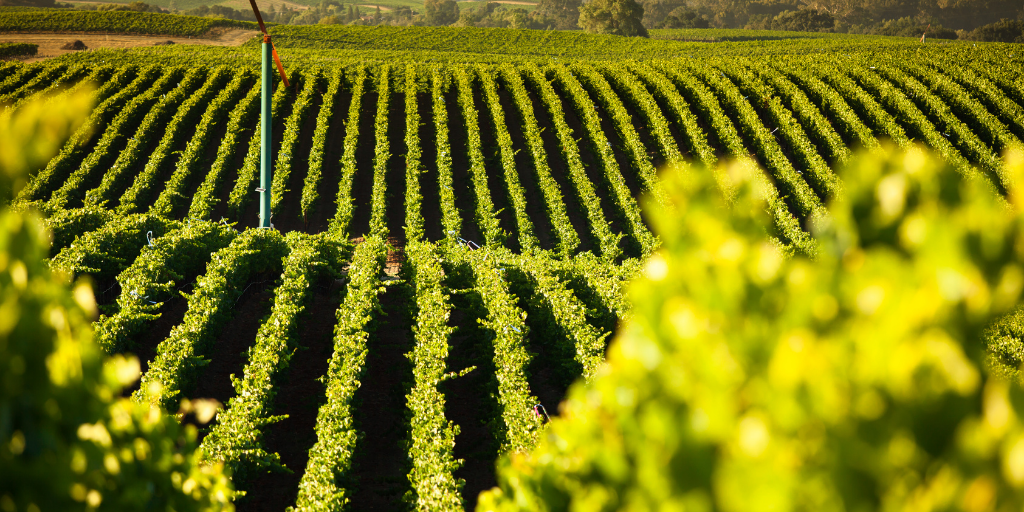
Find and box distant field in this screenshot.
[458,1,538,11]
[649,27,846,41]
[0,9,258,35]
[220,24,899,62]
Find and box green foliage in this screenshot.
[330,65,366,237]
[117,67,230,215]
[549,63,654,257]
[533,0,579,29]
[431,67,461,241]
[93,220,237,354]
[58,67,190,210]
[425,0,459,26]
[498,63,579,256]
[446,244,543,453]
[200,233,342,485]
[189,77,261,220]
[0,9,258,35]
[133,228,289,410]
[405,240,462,511]
[767,9,834,31]
[43,206,114,257]
[49,213,180,282]
[17,65,154,205]
[0,79,233,512]
[479,146,1024,512]
[151,70,253,218]
[294,236,386,511]
[578,0,648,37]
[227,74,291,221]
[514,249,611,380]
[572,62,669,206]
[455,66,504,245]
[271,72,318,218]
[478,64,536,251]
[404,64,425,242]
[522,63,619,259]
[965,19,1024,42]
[301,67,343,223]
[657,6,709,28]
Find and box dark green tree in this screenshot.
[535,0,583,29]
[658,5,710,27]
[966,18,1024,42]
[770,8,834,30]
[578,0,648,36]
[424,0,459,25]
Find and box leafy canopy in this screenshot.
[0,86,234,512]
[478,145,1024,512]
[578,0,648,36]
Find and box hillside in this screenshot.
[1,24,1023,511]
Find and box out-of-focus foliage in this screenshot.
[425,0,459,26]
[478,145,1024,512]
[0,89,234,511]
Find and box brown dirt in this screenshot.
[418,91,444,243]
[446,89,484,245]
[347,247,414,511]
[385,93,408,244]
[239,287,342,512]
[0,28,258,63]
[121,293,190,397]
[496,82,555,251]
[347,91,378,239]
[192,285,276,411]
[438,265,500,508]
[519,73,596,254]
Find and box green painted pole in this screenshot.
[259,35,272,228]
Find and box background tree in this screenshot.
[962,18,1024,41]
[769,8,834,30]
[424,0,459,25]
[535,0,582,30]
[578,0,648,36]
[657,5,710,27]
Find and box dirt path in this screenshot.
[347,242,413,510]
[0,27,258,63]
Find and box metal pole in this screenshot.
[259,35,272,228]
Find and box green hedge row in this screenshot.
[0,10,257,36]
[0,42,36,58]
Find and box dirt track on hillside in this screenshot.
[0,27,258,62]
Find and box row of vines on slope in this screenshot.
[9,54,1023,261]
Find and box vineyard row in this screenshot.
[8,51,1022,261]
